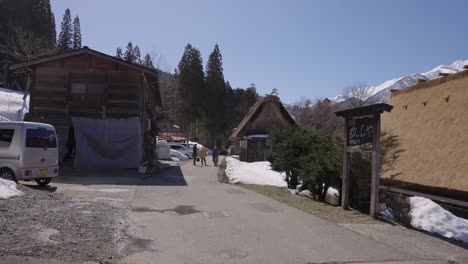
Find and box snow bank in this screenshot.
[225,157,287,187]
[0,179,23,199]
[170,149,189,161]
[0,87,29,121]
[409,196,468,243]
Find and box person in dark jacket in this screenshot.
[192,144,198,165]
[212,146,219,166]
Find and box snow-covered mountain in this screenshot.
[330,60,468,104]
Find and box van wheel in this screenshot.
[35,178,52,186]
[0,168,16,182]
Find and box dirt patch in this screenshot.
[0,184,126,263]
[217,157,229,183]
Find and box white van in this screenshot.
[0,122,59,186]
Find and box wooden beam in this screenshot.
[380,185,468,208]
[370,113,381,218]
[342,117,350,210]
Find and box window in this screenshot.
[26,129,57,149]
[69,72,106,103]
[0,129,14,148]
[71,83,105,102]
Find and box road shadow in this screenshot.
[20,184,58,192]
[52,161,188,186]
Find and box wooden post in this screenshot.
[342,117,350,210]
[370,113,381,218]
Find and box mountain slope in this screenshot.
[329,60,468,104]
[367,60,468,103]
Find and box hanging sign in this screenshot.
[348,117,374,146]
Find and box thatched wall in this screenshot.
[381,72,468,192]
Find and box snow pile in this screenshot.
[298,189,313,198]
[170,149,189,161]
[225,157,287,187]
[409,196,468,243]
[0,87,29,121]
[0,179,23,199]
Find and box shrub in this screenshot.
[268,127,310,189]
[298,135,342,199]
[268,127,342,196]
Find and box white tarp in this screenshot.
[72,117,142,169]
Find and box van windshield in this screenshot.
[26,129,57,149]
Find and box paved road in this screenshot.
[54,160,467,264]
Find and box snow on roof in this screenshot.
[0,87,29,121]
[247,134,269,139]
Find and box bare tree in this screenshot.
[0,24,55,62]
[342,83,374,107]
[286,97,344,137]
[149,48,171,72]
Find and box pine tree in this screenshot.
[133,45,141,64]
[72,16,82,49]
[50,12,56,45]
[57,8,73,50]
[116,47,123,59]
[176,43,206,134]
[204,44,227,145]
[143,53,154,69]
[124,42,135,62]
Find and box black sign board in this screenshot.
[348,117,374,146]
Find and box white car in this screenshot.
[169,144,193,159]
[0,122,59,186]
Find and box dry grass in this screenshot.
[382,74,468,192]
[239,184,381,224]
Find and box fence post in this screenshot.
[370,113,381,218]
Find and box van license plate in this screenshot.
[38,169,47,176]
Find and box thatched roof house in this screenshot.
[229,94,296,162]
[381,69,468,196]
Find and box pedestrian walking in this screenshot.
[193,144,198,166]
[212,146,219,167]
[200,146,207,166]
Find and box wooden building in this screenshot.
[229,94,296,162]
[8,47,163,169]
[381,68,468,198]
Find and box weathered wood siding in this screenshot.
[29,53,143,126]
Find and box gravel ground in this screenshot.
[0,184,127,264]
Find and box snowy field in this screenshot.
[225,157,286,187]
[0,87,29,121]
[0,179,23,199]
[409,196,468,243]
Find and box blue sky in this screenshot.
[51,0,468,103]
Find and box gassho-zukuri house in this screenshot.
[229,94,296,162]
[8,47,163,169]
[381,67,468,200]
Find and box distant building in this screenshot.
[8,47,163,169]
[229,94,296,162]
[381,69,468,197]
